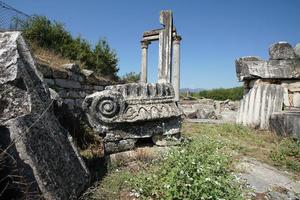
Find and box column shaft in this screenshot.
[140,41,150,83]
[172,36,181,101]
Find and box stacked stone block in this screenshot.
[236,41,300,138]
[36,62,110,116]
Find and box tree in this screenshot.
[92,39,119,79]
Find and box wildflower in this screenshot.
[205,178,211,182]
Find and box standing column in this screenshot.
[172,35,182,101]
[158,10,173,83]
[140,41,150,83]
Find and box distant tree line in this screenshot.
[187,87,244,101]
[22,16,119,80]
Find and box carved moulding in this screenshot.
[83,83,182,153]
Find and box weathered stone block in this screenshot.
[0,32,89,199]
[52,68,68,79]
[270,112,300,138]
[55,78,81,89]
[44,78,55,86]
[36,63,53,78]
[83,85,93,90]
[68,90,81,99]
[293,93,300,107]
[269,42,296,60]
[69,73,80,81]
[236,58,300,81]
[105,139,137,154]
[94,85,104,91]
[58,89,68,98]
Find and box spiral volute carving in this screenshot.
[97,97,120,118]
[84,90,124,123]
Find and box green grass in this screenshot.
[183,123,300,176]
[82,123,300,199]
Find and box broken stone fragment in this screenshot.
[0,31,89,199]
[235,58,300,81]
[81,69,94,77]
[270,112,300,138]
[62,63,81,73]
[269,41,296,60]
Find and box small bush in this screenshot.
[119,72,140,83]
[191,87,243,101]
[130,137,244,199]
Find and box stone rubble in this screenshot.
[180,99,239,123]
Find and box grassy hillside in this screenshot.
[22,16,119,80]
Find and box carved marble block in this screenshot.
[83,83,182,153]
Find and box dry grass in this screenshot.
[28,42,75,70]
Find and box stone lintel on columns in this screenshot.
[141,40,150,49]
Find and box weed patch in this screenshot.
[130,138,244,199]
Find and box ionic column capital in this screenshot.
[141,40,151,49]
[173,35,182,44]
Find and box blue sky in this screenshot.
[4,0,300,89]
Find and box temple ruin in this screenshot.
[236,42,300,138]
[83,10,183,154]
[140,10,182,101]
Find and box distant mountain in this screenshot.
[180,88,204,94]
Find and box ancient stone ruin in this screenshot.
[83,10,183,154]
[236,42,300,138]
[140,10,182,101]
[0,32,89,199]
